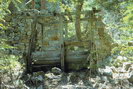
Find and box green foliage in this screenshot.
[0,55,19,70]
[122,1,133,30]
[120,46,133,57]
[112,45,133,67]
[0,1,10,20]
[48,0,61,2]
[0,0,22,81]
[112,45,133,56]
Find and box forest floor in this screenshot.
[1,56,133,89]
[22,60,133,89]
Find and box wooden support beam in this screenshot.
[62,10,92,16]
[26,18,37,73]
[32,0,35,9]
[41,0,46,9]
[12,10,99,17]
[60,16,65,71]
[64,41,90,46]
[32,51,88,65]
[61,43,65,71]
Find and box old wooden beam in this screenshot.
[32,0,35,9]
[26,18,37,73]
[11,10,100,18]
[32,50,88,58]
[64,41,90,46]
[33,54,88,65]
[60,16,65,71]
[41,0,46,9]
[32,51,61,58]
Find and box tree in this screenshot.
[75,0,84,41]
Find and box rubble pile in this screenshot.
[23,62,133,89]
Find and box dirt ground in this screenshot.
[22,62,133,89]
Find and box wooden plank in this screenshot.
[41,0,46,9]
[32,50,89,59]
[33,57,60,61]
[34,58,87,65]
[32,53,88,63]
[32,64,60,68]
[64,41,90,46]
[66,55,88,62]
[61,43,65,71]
[44,47,60,50]
[48,41,61,46]
[12,10,101,20]
[59,15,65,71]
[38,16,101,23]
[34,60,60,65]
[33,54,88,65]
[26,18,37,73]
[32,0,35,9]
[32,51,61,58]
[13,10,94,16]
[61,10,100,16]
[11,14,101,24]
[67,50,89,56]
[32,57,60,61]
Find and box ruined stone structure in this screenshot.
[6,1,113,73]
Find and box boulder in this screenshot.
[68,72,79,84]
[98,66,113,78]
[128,41,133,46]
[123,62,133,71]
[116,56,127,61]
[100,76,109,83]
[30,71,44,87]
[128,75,133,84]
[51,67,62,75]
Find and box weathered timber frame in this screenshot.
[26,18,38,73]
[59,15,65,71]
[11,9,104,73]
[32,0,46,9]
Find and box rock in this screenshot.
[122,79,130,88]
[68,72,79,84]
[108,78,116,85]
[98,66,113,78]
[90,78,95,84]
[59,85,75,89]
[75,85,88,89]
[105,83,113,89]
[33,71,44,77]
[45,73,61,79]
[116,56,127,61]
[112,43,118,48]
[128,75,133,84]
[129,66,133,73]
[59,85,89,89]
[111,66,118,73]
[128,41,133,46]
[123,62,132,71]
[93,83,99,88]
[101,76,109,83]
[95,76,101,83]
[24,73,44,88]
[51,67,62,75]
[117,67,126,73]
[29,71,44,87]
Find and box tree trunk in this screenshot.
[75,0,84,41]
